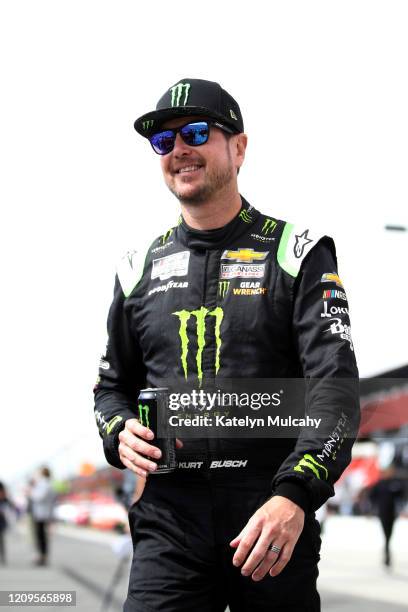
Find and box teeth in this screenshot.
[178,165,201,174]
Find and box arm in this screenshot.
[272,238,360,512]
[231,238,360,579]
[93,276,147,469]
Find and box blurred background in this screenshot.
[1,0,407,610]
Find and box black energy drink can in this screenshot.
[137,387,177,474]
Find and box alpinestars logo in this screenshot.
[262,218,277,235]
[138,404,150,428]
[294,230,313,258]
[294,453,328,480]
[172,306,224,384]
[170,83,191,107]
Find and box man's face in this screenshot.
[158,115,246,205]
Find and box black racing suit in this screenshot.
[94,198,360,611]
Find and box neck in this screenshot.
[180,186,242,230]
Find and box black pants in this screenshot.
[34,521,49,557]
[124,470,321,612]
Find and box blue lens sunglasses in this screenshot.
[149,120,235,155]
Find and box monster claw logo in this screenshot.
[142,120,154,131]
[138,403,150,428]
[161,228,174,244]
[172,306,224,385]
[170,83,191,107]
[294,454,328,480]
[239,209,253,224]
[106,415,123,435]
[262,218,277,235]
[218,281,230,298]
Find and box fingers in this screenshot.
[118,418,162,475]
[231,524,261,568]
[240,533,281,579]
[251,541,285,581]
[124,418,154,440]
[269,542,294,577]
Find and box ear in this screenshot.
[235,132,248,170]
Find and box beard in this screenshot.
[167,163,235,205]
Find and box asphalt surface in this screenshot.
[0,516,407,611]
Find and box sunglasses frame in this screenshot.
[148,120,235,155]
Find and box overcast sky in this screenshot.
[1,1,407,485]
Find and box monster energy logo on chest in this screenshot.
[170,83,191,107]
[262,218,277,235]
[172,306,224,384]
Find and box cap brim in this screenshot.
[134,106,240,137]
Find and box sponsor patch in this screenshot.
[151,240,174,254]
[321,273,344,288]
[148,280,188,296]
[322,289,347,301]
[232,281,267,296]
[251,233,276,243]
[220,263,265,279]
[152,251,190,281]
[294,229,313,258]
[320,303,349,318]
[221,248,269,263]
[323,317,354,351]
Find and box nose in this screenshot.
[172,132,192,156]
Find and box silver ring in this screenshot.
[267,544,281,554]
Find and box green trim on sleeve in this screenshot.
[277,222,297,277]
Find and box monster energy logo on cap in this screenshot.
[172,306,224,385]
[294,454,328,480]
[218,281,230,298]
[138,403,150,428]
[142,120,154,131]
[170,82,191,107]
[262,218,277,235]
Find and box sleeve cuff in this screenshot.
[273,481,312,513]
[103,425,126,470]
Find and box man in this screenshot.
[30,467,55,566]
[94,78,360,611]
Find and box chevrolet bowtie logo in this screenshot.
[221,248,269,263]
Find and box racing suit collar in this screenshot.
[177,196,259,250]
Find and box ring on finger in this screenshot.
[267,544,281,554]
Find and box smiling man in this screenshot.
[94,78,360,611]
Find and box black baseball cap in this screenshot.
[134,78,244,138]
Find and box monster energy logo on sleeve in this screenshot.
[170,82,191,107]
[293,454,328,480]
[138,404,150,428]
[172,306,224,384]
[142,120,154,131]
[218,281,230,298]
[262,218,277,235]
[239,209,253,223]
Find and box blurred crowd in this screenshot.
[0,451,407,571]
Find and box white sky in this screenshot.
[1,1,407,485]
